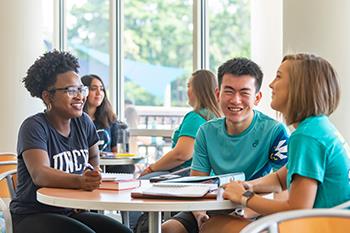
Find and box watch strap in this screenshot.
[241,191,254,207]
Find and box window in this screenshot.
[59,0,252,157]
[208,0,251,71]
[65,0,111,89]
[124,0,193,112]
[41,0,54,51]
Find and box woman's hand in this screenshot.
[79,169,101,191]
[222,181,247,203]
[139,164,154,177]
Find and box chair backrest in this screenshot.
[0,153,16,162]
[0,169,17,199]
[240,209,350,233]
[0,169,16,233]
[333,200,350,209]
[0,153,17,199]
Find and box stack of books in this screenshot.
[99,173,140,190]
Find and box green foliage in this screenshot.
[67,0,250,107]
[208,0,251,72]
[67,0,109,59]
[124,0,193,70]
[125,80,162,106]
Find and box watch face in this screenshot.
[243,190,254,198]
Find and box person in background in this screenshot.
[10,50,131,233]
[162,57,289,233]
[139,69,221,179]
[124,99,139,154]
[81,74,134,173]
[200,54,350,233]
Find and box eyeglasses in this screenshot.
[48,85,89,97]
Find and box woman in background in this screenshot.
[81,74,134,173]
[200,53,350,233]
[140,69,221,178]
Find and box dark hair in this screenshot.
[217,57,263,92]
[23,50,79,98]
[81,74,116,128]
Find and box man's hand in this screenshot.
[192,211,209,230]
[80,169,101,191]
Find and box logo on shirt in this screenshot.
[52,149,89,173]
[270,139,288,161]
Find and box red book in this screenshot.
[99,179,141,191]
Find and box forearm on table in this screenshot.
[31,166,82,189]
[151,137,194,171]
[247,171,284,194]
[245,194,292,215]
[151,149,188,171]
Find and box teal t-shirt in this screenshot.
[171,109,216,169]
[286,115,350,208]
[191,110,289,180]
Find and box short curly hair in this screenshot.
[23,50,80,99]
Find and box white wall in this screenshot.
[0,0,44,152]
[283,0,350,141]
[251,0,283,118]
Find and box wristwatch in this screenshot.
[241,190,254,207]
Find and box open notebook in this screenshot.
[131,183,218,199]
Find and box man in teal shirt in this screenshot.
[162,57,289,233]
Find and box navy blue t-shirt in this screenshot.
[10,112,98,215]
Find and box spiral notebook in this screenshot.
[101,173,134,181]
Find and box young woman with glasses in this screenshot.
[10,50,132,233]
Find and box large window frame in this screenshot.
[57,0,210,119]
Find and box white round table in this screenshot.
[37,182,237,233]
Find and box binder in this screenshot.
[131,183,218,199]
[160,172,245,186]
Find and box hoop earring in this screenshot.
[47,103,52,111]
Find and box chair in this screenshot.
[240,208,350,233]
[0,153,16,233]
[333,200,350,209]
[0,153,16,162]
[0,153,17,199]
[0,169,16,233]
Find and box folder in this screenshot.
[131,183,218,199]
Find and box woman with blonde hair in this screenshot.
[140,69,221,178]
[200,53,350,233]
